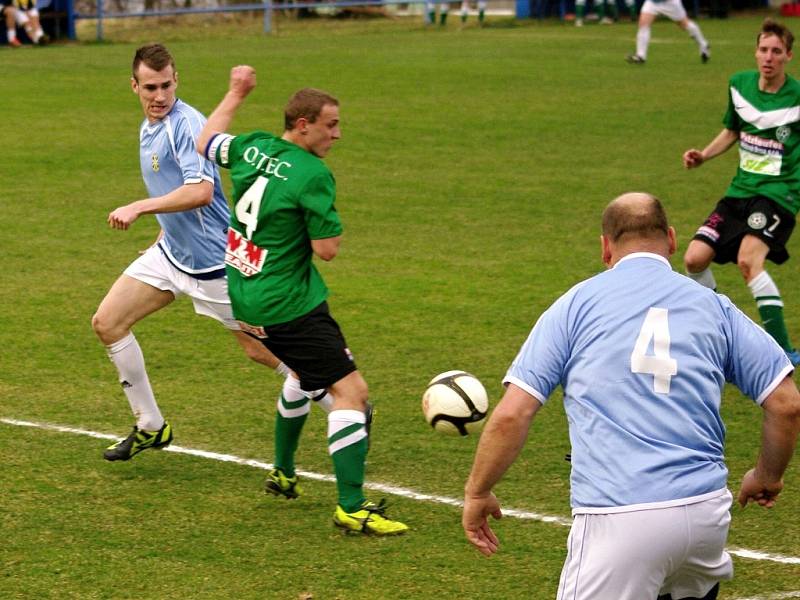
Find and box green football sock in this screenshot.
[757,303,794,352]
[596,2,605,18]
[428,10,435,23]
[439,11,447,25]
[749,271,794,352]
[478,9,484,21]
[329,412,368,513]
[274,394,309,477]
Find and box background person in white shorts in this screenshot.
[92,44,328,462]
[462,193,800,600]
[626,0,710,64]
[13,0,47,44]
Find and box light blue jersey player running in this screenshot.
[463,193,800,600]
[92,44,323,462]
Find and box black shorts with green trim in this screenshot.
[255,302,357,392]
[693,196,795,265]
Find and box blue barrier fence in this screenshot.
[70,0,487,40]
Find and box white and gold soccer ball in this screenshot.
[422,370,489,436]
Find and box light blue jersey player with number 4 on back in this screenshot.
[463,193,800,600]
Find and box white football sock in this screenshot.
[685,20,708,51]
[107,333,164,431]
[748,270,782,305]
[636,25,651,59]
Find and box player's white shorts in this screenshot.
[557,490,734,600]
[123,245,240,331]
[640,0,687,21]
[14,7,37,24]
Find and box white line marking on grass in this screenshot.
[4,417,800,565]
[731,593,800,600]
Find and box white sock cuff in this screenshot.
[328,409,367,433]
[277,377,310,418]
[328,410,368,454]
[281,375,306,403]
[748,271,781,299]
[686,267,716,290]
[277,396,310,418]
[107,332,136,355]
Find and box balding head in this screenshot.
[601,192,675,266]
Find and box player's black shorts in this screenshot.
[692,196,795,265]
[255,301,357,392]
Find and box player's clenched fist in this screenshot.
[229,65,256,98]
[683,148,704,169]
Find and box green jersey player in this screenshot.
[198,65,407,536]
[683,19,800,366]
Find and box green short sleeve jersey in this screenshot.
[722,70,800,215]
[208,130,343,326]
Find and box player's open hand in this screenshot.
[683,149,704,169]
[108,204,141,230]
[463,492,502,556]
[737,468,784,508]
[229,65,256,99]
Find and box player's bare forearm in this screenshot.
[464,384,540,498]
[463,385,539,556]
[756,378,800,479]
[311,236,341,261]
[701,128,738,162]
[107,182,212,230]
[684,129,738,169]
[738,377,800,507]
[197,65,256,154]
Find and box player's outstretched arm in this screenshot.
[197,65,257,156]
[463,383,542,555]
[684,128,738,169]
[107,182,213,230]
[738,376,800,508]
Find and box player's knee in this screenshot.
[349,378,369,406]
[91,311,121,344]
[349,376,370,408]
[736,258,755,281]
[683,252,707,274]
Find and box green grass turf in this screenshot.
[1,11,798,599]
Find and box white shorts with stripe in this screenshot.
[124,245,240,331]
[640,0,687,21]
[557,490,733,600]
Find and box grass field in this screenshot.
[1,10,799,600]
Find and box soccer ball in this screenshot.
[422,370,489,436]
